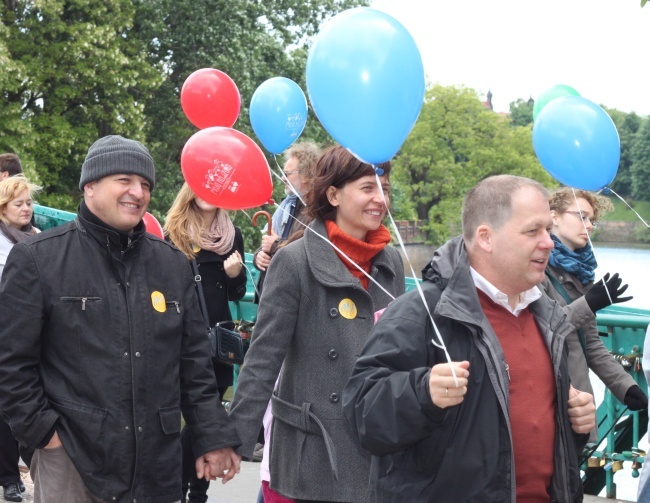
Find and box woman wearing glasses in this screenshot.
[545,187,646,437]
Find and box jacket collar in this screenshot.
[303,219,397,290]
[76,202,146,258]
[426,236,573,348]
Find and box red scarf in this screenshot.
[325,220,392,289]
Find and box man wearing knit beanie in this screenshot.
[79,135,155,192]
[79,135,155,233]
[0,135,241,503]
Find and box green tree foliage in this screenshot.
[0,0,162,208]
[132,0,365,247]
[630,117,650,200]
[391,84,556,244]
[0,0,366,251]
[606,108,642,197]
[508,98,534,128]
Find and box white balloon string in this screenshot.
[374,173,458,386]
[271,155,306,207]
[605,188,650,228]
[261,200,396,301]
[239,259,261,299]
[570,188,612,305]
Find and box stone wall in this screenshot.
[592,221,639,243]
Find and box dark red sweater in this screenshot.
[478,289,556,503]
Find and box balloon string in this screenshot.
[373,173,458,386]
[239,259,261,299]
[604,188,650,228]
[261,201,397,301]
[271,155,306,207]
[570,189,612,305]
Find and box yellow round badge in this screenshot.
[151,291,167,313]
[192,244,201,254]
[338,298,357,320]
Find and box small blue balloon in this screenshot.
[250,77,308,154]
[306,8,425,165]
[532,96,620,191]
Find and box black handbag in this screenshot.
[191,260,245,365]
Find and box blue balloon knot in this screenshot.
[602,186,611,195]
[374,166,385,176]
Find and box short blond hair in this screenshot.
[462,175,547,242]
[0,174,42,224]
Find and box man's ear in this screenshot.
[475,224,493,253]
[83,181,96,198]
[326,186,339,207]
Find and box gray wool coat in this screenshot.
[229,218,405,502]
[542,265,636,404]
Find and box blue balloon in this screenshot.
[532,96,620,191]
[306,8,425,164]
[250,77,308,154]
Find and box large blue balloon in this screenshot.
[250,77,308,154]
[532,96,620,191]
[306,8,425,164]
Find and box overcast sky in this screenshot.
[370,0,649,116]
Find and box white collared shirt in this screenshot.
[470,267,542,317]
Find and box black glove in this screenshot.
[584,272,633,313]
[624,384,648,411]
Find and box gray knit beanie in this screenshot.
[79,135,155,191]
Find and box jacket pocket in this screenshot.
[48,395,107,475]
[159,405,181,434]
[155,405,182,490]
[60,296,102,311]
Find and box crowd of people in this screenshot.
[0,136,646,503]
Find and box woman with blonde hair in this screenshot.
[0,174,41,502]
[164,182,247,503]
[0,174,41,275]
[544,187,645,440]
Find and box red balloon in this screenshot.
[181,127,273,210]
[143,212,164,239]
[181,69,241,129]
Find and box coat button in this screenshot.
[329,308,338,318]
[329,393,340,403]
[328,349,338,360]
[138,426,143,432]
[216,282,223,289]
[135,352,141,357]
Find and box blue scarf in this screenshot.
[270,194,298,236]
[548,234,597,285]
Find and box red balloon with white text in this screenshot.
[181,127,272,210]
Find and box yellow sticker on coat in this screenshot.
[151,291,166,313]
[339,298,357,320]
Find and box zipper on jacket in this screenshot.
[61,296,102,310]
[166,301,180,313]
[504,363,510,381]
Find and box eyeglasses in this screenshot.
[282,170,299,177]
[564,210,598,228]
